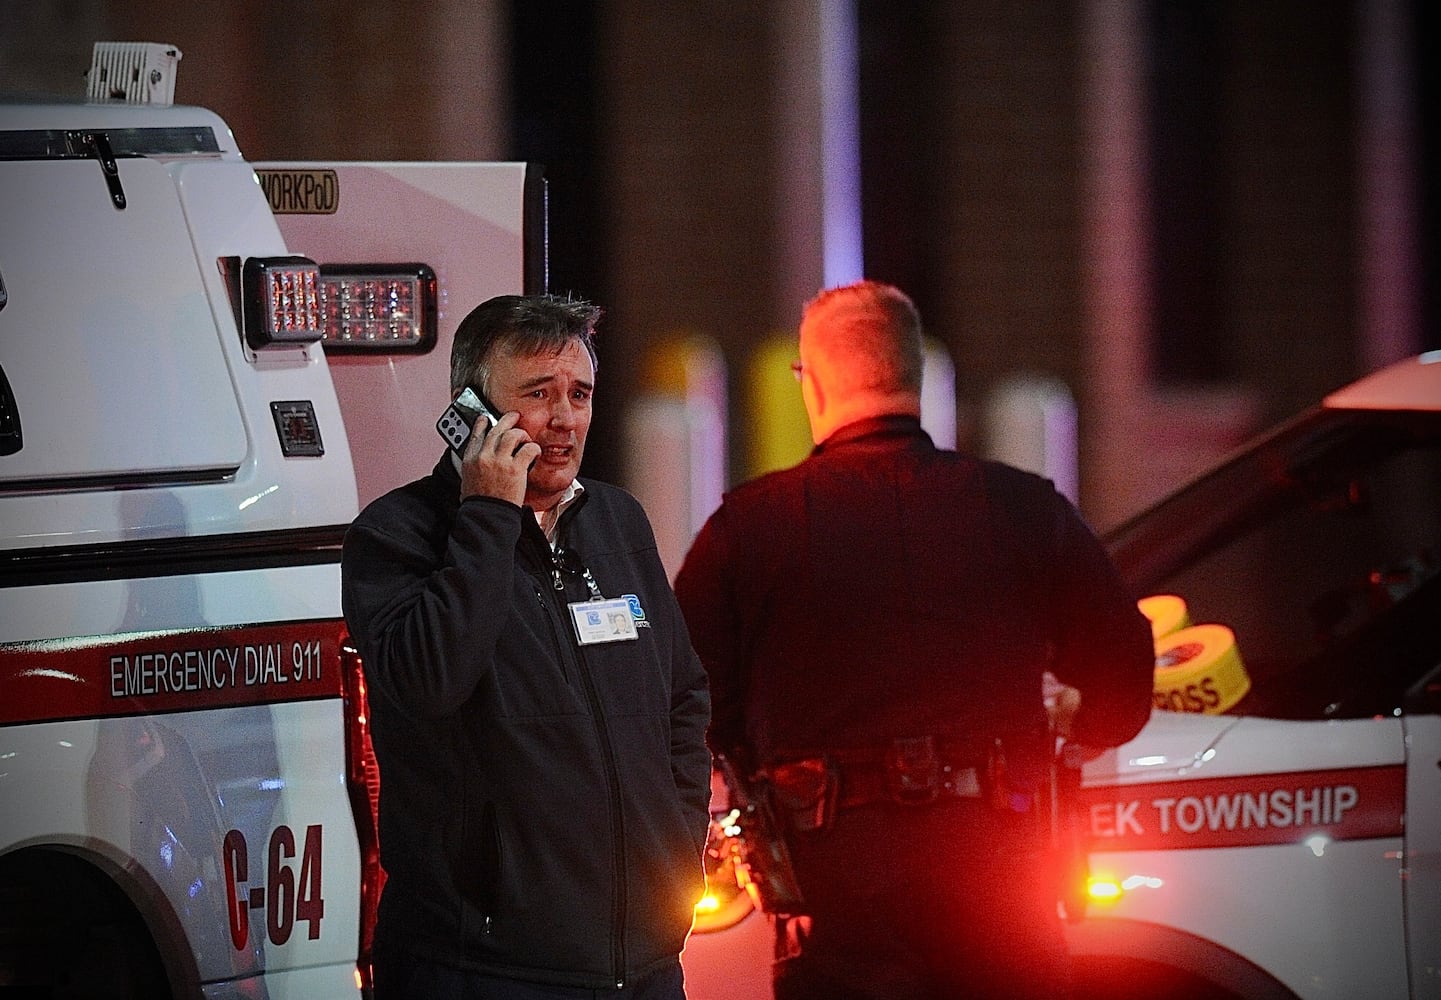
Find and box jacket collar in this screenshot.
[431,451,590,533]
[812,414,932,455]
[434,450,462,492]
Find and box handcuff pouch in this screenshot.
[767,758,839,833]
[883,735,941,804]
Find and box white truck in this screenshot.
[0,45,543,998]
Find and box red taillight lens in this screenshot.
[341,639,384,994]
[242,256,323,350]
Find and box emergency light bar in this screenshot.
[317,264,438,353]
[242,257,323,351]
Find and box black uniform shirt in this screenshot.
[675,415,1154,776]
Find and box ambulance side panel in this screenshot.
[0,111,356,551]
[1,569,358,999]
[0,158,247,489]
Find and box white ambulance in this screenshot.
[0,44,542,998]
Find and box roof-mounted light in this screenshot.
[317,264,438,353]
[242,256,323,351]
[87,42,183,105]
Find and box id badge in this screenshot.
[569,597,639,645]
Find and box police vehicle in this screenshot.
[1068,351,1441,1000]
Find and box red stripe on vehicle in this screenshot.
[0,621,346,724]
[1078,765,1405,850]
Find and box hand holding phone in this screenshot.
[436,385,500,456]
[440,386,539,504]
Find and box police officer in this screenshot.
[674,280,1154,1000]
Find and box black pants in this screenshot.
[772,799,1071,1000]
[373,952,686,1000]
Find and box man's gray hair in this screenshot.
[450,294,601,394]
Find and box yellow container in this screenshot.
[1152,623,1251,715]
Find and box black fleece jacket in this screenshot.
[341,455,711,988]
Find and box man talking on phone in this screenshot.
[341,294,711,1000]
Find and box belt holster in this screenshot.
[985,737,1043,817]
[767,758,839,833]
[883,736,941,805]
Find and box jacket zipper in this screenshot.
[572,641,628,987]
[526,520,629,986]
[533,585,574,684]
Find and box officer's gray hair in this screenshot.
[802,281,924,394]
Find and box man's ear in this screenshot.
[807,374,825,414]
[802,372,828,444]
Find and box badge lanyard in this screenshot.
[554,546,638,645]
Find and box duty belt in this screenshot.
[835,752,982,808]
[768,736,990,814]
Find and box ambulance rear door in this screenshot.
[0,140,248,532]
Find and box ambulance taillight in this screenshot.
[340,640,385,993]
[243,256,324,350]
[318,264,438,352]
